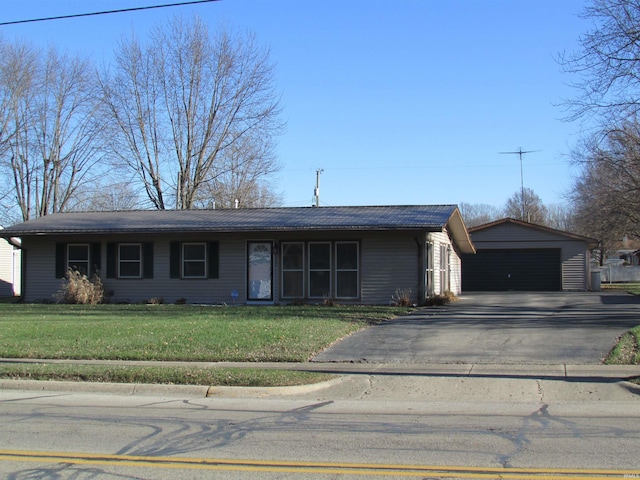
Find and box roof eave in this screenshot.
[446,208,476,254]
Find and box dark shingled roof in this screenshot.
[1,205,459,235]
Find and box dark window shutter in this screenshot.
[90,243,101,276]
[55,243,66,278]
[170,242,180,278]
[106,243,117,278]
[208,241,219,279]
[143,242,154,279]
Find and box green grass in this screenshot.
[0,304,410,362]
[0,363,334,387]
[601,284,640,383]
[602,282,640,295]
[0,304,412,386]
[605,328,640,366]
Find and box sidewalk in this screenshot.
[1,358,639,400]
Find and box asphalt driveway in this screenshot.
[312,292,640,364]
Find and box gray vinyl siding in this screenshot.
[360,233,420,304]
[470,222,591,291]
[18,229,464,304]
[21,236,57,301]
[561,245,589,291]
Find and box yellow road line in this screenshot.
[0,449,638,478]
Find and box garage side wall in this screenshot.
[468,222,590,291]
[428,230,463,296]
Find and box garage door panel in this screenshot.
[462,249,561,291]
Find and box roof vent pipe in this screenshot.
[234,199,239,209]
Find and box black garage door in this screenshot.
[462,249,562,291]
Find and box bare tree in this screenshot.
[0,40,105,222]
[70,180,143,212]
[458,202,502,228]
[504,188,548,224]
[569,122,640,252]
[560,0,640,123]
[194,129,282,208]
[101,15,283,210]
[545,203,576,231]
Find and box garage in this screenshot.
[462,218,598,292]
[463,248,561,291]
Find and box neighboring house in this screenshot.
[462,218,598,291]
[0,235,21,297]
[604,249,640,266]
[0,205,475,304]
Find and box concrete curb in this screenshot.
[0,375,347,398]
[0,379,211,397]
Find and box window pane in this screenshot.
[183,243,205,261]
[337,271,358,298]
[68,245,88,261]
[184,261,205,277]
[336,243,358,269]
[282,243,303,269]
[282,271,303,298]
[119,262,140,278]
[309,271,330,297]
[67,245,89,275]
[309,243,330,269]
[119,245,140,261]
[68,262,89,276]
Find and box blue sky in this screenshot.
[1,0,590,209]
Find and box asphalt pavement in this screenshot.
[312,291,640,364]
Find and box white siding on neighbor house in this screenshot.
[470,222,592,291]
[19,229,464,304]
[0,238,20,296]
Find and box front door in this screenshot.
[247,242,273,301]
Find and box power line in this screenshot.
[0,0,221,26]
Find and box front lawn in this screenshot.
[0,304,411,362]
[0,304,412,386]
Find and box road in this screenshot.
[2,371,640,479]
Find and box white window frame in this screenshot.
[308,241,332,299]
[118,243,142,279]
[335,241,359,299]
[182,242,207,279]
[67,243,89,275]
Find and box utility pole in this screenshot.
[499,148,539,221]
[313,168,323,207]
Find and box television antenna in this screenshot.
[499,147,540,221]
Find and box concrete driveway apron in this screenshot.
[312,292,640,364]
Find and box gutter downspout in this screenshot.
[414,236,425,304]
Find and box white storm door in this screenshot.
[247,242,273,301]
